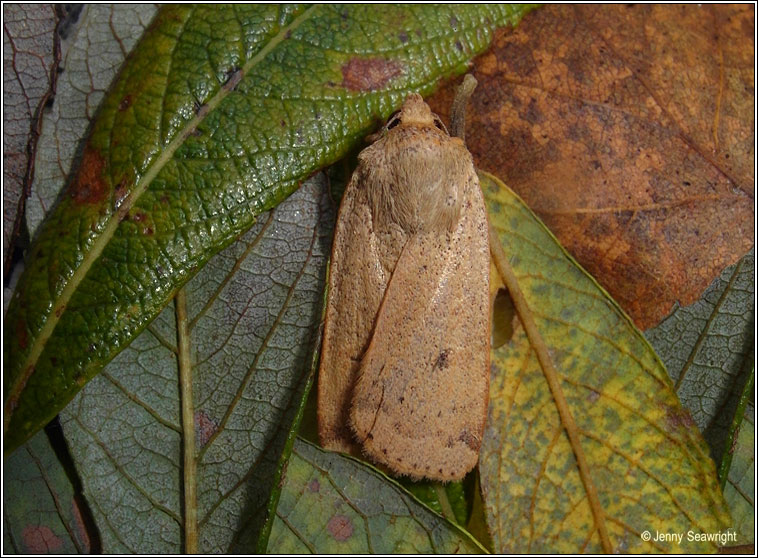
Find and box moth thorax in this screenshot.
[366,143,465,234]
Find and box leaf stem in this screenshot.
[488,221,613,554]
[433,482,457,523]
[176,289,197,554]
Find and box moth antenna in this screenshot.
[450,74,478,142]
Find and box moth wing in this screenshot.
[317,175,392,454]
[350,173,490,481]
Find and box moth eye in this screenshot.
[386,114,402,129]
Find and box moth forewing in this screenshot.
[316,176,387,456]
[317,93,490,482]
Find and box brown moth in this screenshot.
[317,90,489,482]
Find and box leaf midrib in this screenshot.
[674,255,746,391]
[485,171,613,553]
[6,5,320,425]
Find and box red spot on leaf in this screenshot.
[308,479,320,492]
[6,365,33,414]
[327,514,353,541]
[118,94,132,111]
[663,404,697,434]
[22,525,63,553]
[194,410,218,447]
[69,146,109,206]
[341,57,403,91]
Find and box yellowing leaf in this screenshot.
[480,171,731,553]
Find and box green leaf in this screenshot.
[2,429,91,553]
[720,369,754,546]
[399,478,471,527]
[26,4,159,235]
[481,171,731,553]
[57,176,332,553]
[4,3,535,454]
[645,249,754,465]
[266,438,486,554]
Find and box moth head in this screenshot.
[396,93,433,126]
[367,94,449,143]
[396,93,449,133]
[391,94,450,131]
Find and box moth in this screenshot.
[317,86,489,481]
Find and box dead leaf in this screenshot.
[428,4,754,329]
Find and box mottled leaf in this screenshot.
[58,176,333,553]
[267,438,486,554]
[2,429,91,554]
[646,249,754,464]
[481,171,731,553]
[720,370,754,546]
[428,3,754,329]
[4,3,535,453]
[26,4,159,235]
[2,4,58,273]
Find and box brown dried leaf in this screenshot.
[428,4,754,329]
[2,4,59,273]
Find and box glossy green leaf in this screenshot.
[645,249,754,464]
[720,369,754,546]
[2,429,91,553]
[4,3,536,453]
[267,438,486,554]
[481,171,731,553]
[58,176,332,553]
